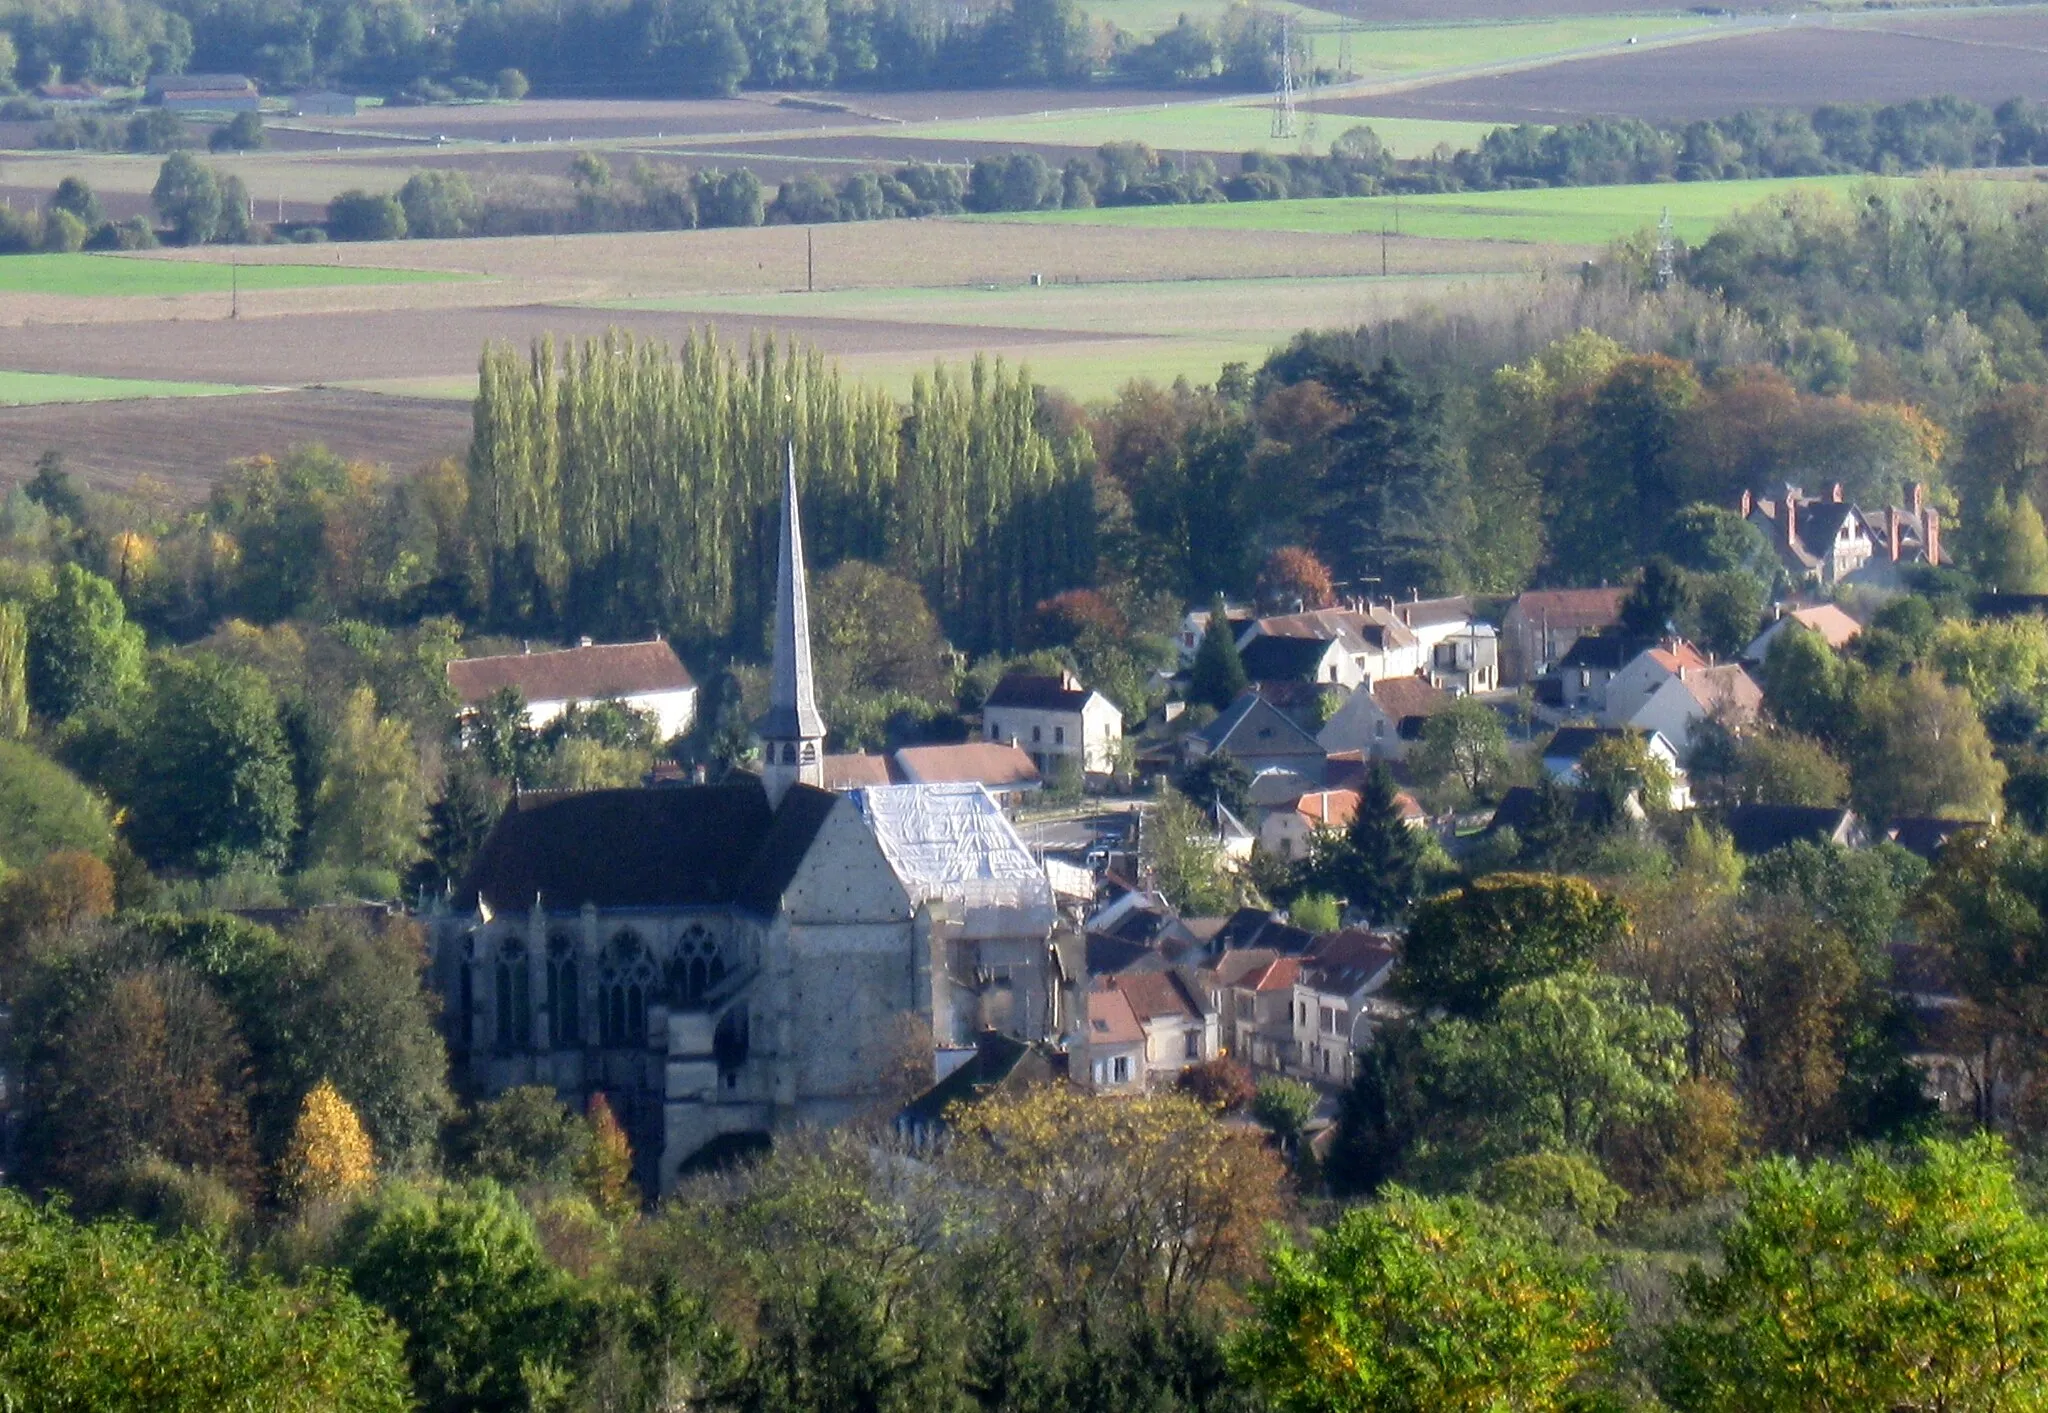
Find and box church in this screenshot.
[425,452,1060,1193]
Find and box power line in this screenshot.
[1271,13,1297,141]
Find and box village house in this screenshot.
[1540,725,1690,808]
[1228,955,1304,1071]
[1316,675,1451,760]
[1720,803,1868,857]
[1187,691,1328,779]
[1239,607,1425,689]
[1238,632,1352,688]
[1744,603,1864,663]
[1199,948,1280,1045]
[1741,482,1941,589]
[1290,930,1401,1087]
[824,742,1043,805]
[983,670,1124,776]
[1501,587,1629,685]
[1177,602,1257,666]
[1100,970,1219,1082]
[1621,662,1764,755]
[447,637,699,740]
[1259,788,1359,862]
[1602,641,1712,726]
[1079,986,1147,1092]
[1551,633,1661,716]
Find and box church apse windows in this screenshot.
[547,935,581,1049]
[494,938,532,1053]
[664,924,726,1010]
[600,931,655,1048]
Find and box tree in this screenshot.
[459,1085,591,1186]
[28,563,145,721]
[1402,872,1629,1017]
[945,1084,1285,1326]
[1851,669,2004,823]
[1257,545,1335,611]
[281,1080,376,1207]
[1578,730,1676,814]
[1761,622,1858,746]
[1290,891,1340,934]
[1251,1076,1318,1143]
[397,169,479,239]
[1176,1056,1255,1112]
[151,151,222,243]
[1733,728,1849,806]
[1336,762,1429,925]
[1975,489,2048,594]
[1144,785,1234,915]
[496,67,530,99]
[119,652,299,873]
[0,1188,412,1412]
[328,189,407,241]
[1175,748,1251,816]
[575,1093,637,1220]
[1620,556,1691,639]
[0,600,27,739]
[1410,696,1509,803]
[812,560,954,714]
[1664,1137,2048,1413]
[1188,598,1247,710]
[25,963,259,1206]
[309,685,428,880]
[209,110,265,151]
[1231,1190,1617,1413]
[1420,972,1685,1159]
[0,851,114,983]
[0,740,113,868]
[338,1180,593,1413]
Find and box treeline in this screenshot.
[469,333,1094,653]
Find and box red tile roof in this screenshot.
[1109,969,1206,1023]
[1508,588,1628,630]
[447,638,692,707]
[1371,675,1449,722]
[1295,789,1360,829]
[1243,956,1302,993]
[1087,985,1146,1046]
[894,742,1042,789]
[822,752,896,789]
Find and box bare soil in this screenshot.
[1316,18,2048,123]
[0,388,472,500]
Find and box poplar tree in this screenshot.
[280,1080,376,1207]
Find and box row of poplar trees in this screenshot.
[466,332,1096,654]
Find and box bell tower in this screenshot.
[758,443,826,807]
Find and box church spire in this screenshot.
[759,441,825,806]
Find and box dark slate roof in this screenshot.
[1485,785,1609,835]
[896,1031,1055,1129]
[1211,906,1281,951]
[1106,906,1172,945]
[1541,725,1639,763]
[1198,691,1326,760]
[1557,633,1651,672]
[1239,633,1336,683]
[986,673,1093,712]
[1885,817,1983,861]
[457,779,837,916]
[1720,804,1859,858]
[1085,932,1171,975]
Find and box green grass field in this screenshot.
[0,371,256,405]
[988,175,1881,244]
[0,253,469,297]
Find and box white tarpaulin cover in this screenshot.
[850,783,1057,939]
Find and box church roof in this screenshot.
[849,783,1056,938]
[457,779,836,916]
[759,446,825,741]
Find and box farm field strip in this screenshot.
[0,252,473,297]
[985,174,1883,244]
[597,270,1538,339]
[0,370,258,405]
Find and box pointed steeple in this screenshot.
[759,442,825,805]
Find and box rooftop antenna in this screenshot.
[1654,206,1676,290]
[1271,13,1298,141]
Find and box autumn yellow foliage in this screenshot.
[280,1080,375,1206]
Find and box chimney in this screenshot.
[1911,481,1925,517]
[1925,506,1941,566]
[1783,492,1797,550]
[521,640,530,655]
[1829,482,1844,503]
[1887,506,1902,563]
[1740,488,1752,517]
[577,635,593,648]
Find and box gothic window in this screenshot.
[547,935,581,1049]
[495,938,531,1052]
[600,931,655,1048]
[782,742,797,764]
[458,935,476,1051]
[665,924,725,1009]
[801,741,816,763]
